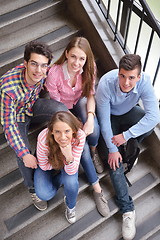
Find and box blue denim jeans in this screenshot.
[34,167,79,209]
[71,97,100,147]
[111,105,153,142]
[16,98,67,190]
[71,97,100,185]
[105,106,153,213]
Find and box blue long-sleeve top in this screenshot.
[96,69,160,153]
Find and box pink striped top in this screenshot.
[36,128,86,175]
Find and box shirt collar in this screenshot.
[62,61,83,80]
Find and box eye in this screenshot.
[66,129,71,133]
[41,64,48,69]
[129,76,135,80]
[120,74,125,78]
[30,61,37,67]
[80,57,85,61]
[54,130,60,134]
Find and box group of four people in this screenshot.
[1,37,159,240]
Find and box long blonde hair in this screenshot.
[55,37,96,97]
[46,111,81,169]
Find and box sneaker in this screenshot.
[64,197,76,224]
[122,210,136,240]
[93,190,110,217]
[91,149,104,174]
[30,193,47,211]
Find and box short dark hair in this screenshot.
[119,54,142,75]
[24,41,53,64]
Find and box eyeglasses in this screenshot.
[29,60,48,70]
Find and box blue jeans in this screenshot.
[16,98,67,190]
[111,105,153,142]
[105,106,153,213]
[71,97,100,185]
[71,97,100,147]
[34,167,79,209]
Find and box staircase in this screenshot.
[0,1,160,240]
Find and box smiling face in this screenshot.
[118,68,141,93]
[24,53,49,86]
[65,47,87,75]
[52,121,74,147]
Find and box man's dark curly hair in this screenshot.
[24,41,53,64]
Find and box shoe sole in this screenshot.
[33,203,47,211]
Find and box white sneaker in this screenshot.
[64,197,76,224]
[122,210,136,240]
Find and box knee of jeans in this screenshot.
[36,187,56,201]
[76,97,87,108]
[55,101,68,112]
[63,173,79,189]
[110,163,124,176]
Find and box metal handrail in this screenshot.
[95,0,160,88]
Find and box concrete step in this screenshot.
[0,0,64,37]
[0,171,107,240]
[78,185,160,240]
[0,21,79,76]
[0,0,38,15]
[2,171,159,240]
[1,152,159,240]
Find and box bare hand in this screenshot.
[108,152,122,171]
[111,133,126,147]
[59,144,73,162]
[83,117,94,136]
[23,154,38,169]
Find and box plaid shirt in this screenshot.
[0,64,44,158]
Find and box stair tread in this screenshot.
[3,173,160,240]
[0,15,72,55]
[0,0,60,26]
[0,0,38,16]
[78,185,160,240]
[0,24,75,69]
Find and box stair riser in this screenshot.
[0,3,63,37]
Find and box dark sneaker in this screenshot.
[93,190,110,217]
[64,197,76,224]
[91,149,104,174]
[122,210,136,240]
[30,193,47,211]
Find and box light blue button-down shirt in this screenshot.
[96,69,160,153]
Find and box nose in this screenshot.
[61,132,66,139]
[36,65,41,72]
[124,77,130,86]
[74,58,79,65]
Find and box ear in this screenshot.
[65,50,68,59]
[24,60,27,68]
[137,74,141,82]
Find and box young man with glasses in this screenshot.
[96,54,160,240]
[0,41,67,211]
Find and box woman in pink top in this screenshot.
[45,37,104,174]
[34,111,85,224]
[45,37,110,218]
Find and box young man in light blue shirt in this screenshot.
[96,54,160,240]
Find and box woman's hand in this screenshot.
[59,144,73,162]
[83,114,94,136]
